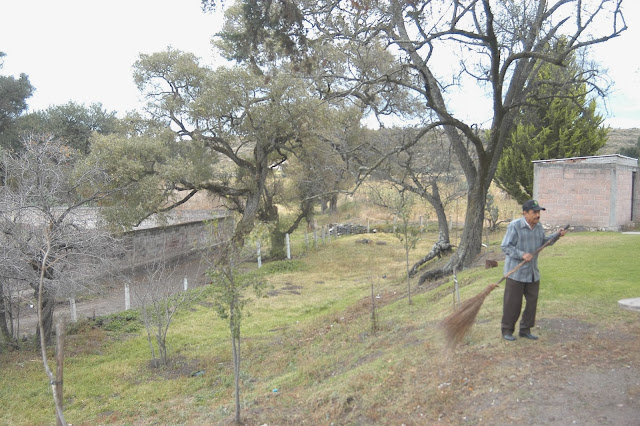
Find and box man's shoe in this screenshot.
[502,334,516,341]
[519,332,539,340]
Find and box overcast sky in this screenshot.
[1,0,639,128]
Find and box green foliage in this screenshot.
[18,102,119,154]
[0,52,35,151]
[619,136,640,159]
[1,55,117,154]
[256,259,307,275]
[206,237,268,422]
[92,310,143,333]
[485,193,502,231]
[495,42,608,204]
[78,125,218,230]
[126,46,341,252]
[208,262,265,330]
[212,0,309,69]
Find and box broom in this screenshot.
[440,224,568,349]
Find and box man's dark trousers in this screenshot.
[501,277,540,335]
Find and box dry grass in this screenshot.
[2,220,640,425]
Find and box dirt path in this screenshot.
[447,316,640,425]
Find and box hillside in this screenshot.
[1,226,639,425]
[599,127,640,155]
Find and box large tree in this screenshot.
[89,48,330,258]
[268,106,361,258]
[209,0,626,281]
[495,41,609,204]
[19,102,120,154]
[0,52,35,151]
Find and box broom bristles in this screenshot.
[440,282,499,349]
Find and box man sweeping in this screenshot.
[501,200,566,341]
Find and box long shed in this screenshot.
[533,155,639,230]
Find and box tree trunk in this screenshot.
[269,228,287,260]
[417,183,486,284]
[409,192,453,277]
[0,283,12,343]
[269,206,311,260]
[409,234,453,278]
[229,297,241,424]
[455,187,486,269]
[405,247,412,305]
[55,321,65,426]
[36,287,55,347]
[329,193,338,213]
[232,335,240,423]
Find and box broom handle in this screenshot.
[496,224,569,285]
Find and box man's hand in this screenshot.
[523,252,533,262]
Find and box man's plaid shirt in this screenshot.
[501,216,558,282]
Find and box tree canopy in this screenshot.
[86,47,341,256]
[23,102,120,154]
[214,0,626,280]
[495,44,609,204]
[0,52,35,151]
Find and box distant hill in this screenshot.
[599,127,640,155]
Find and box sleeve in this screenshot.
[501,221,525,260]
[543,230,560,245]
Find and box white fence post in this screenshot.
[69,297,77,322]
[183,276,188,291]
[124,283,131,310]
[286,233,291,259]
[257,240,262,268]
[453,267,460,307]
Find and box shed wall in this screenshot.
[533,157,638,230]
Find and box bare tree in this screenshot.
[0,134,123,425]
[129,259,204,367]
[0,236,32,346]
[369,185,422,304]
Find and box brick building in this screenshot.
[533,155,639,230]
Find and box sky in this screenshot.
[1,0,639,129]
[1,0,224,115]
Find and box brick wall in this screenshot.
[533,155,638,230]
[634,170,640,222]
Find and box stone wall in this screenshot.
[121,214,231,270]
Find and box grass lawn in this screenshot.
[1,229,639,424]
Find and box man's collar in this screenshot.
[519,216,534,230]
